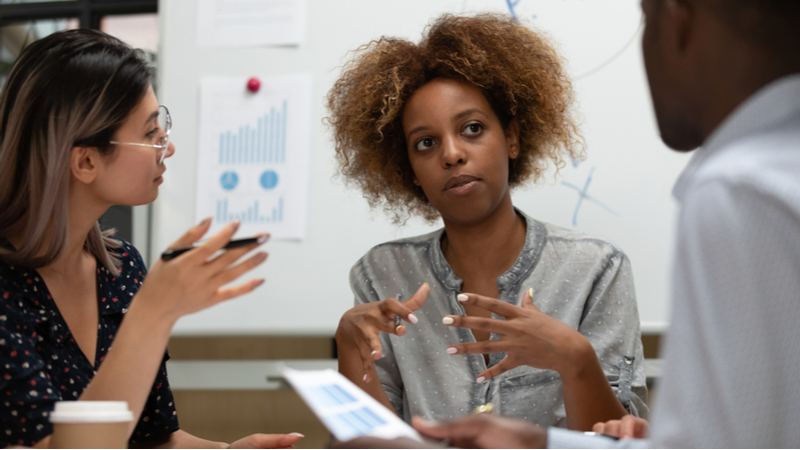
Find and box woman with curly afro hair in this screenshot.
[331,13,647,431]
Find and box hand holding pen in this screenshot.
[133,218,270,323]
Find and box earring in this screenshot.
[413,178,420,186]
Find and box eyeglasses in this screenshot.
[110,105,172,164]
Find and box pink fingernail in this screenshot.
[363,374,368,382]
[288,432,304,438]
[253,279,265,288]
[446,347,458,355]
[231,219,241,231]
[476,376,486,383]
[457,294,469,302]
[254,253,268,264]
[408,313,418,324]
[199,217,212,227]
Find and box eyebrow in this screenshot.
[406,108,488,138]
[143,110,159,127]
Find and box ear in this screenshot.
[665,0,695,54]
[505,117,520,160]
[70,146,100,184]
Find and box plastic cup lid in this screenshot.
[50,401,134,423]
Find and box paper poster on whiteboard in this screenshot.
[195,75,311,240]
[196,0,306,48]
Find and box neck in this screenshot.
[696,29,800,140]
[441,195,526,281]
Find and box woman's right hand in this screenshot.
[335,283,430,382]
[592,415,649,439]
[135,218,268,324]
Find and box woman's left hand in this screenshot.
[227,433,304,449]
[443,289,591,381]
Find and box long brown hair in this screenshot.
[0,29,153,275]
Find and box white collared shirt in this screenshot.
[550,74,800,448]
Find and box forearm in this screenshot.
[335,334,396,412]
[78,298,176,434]
[558,337,627,431]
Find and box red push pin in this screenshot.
[246,77,261,93]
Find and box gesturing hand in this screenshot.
[412,414,548,449]
[227,432,304,449]
[442,289,589,382]
[592,415,649,439]
[136,218,269,324]
[336,283,430,382]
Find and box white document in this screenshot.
[195,75,311,239]
[282,368,424,443]
[196,0,306,48]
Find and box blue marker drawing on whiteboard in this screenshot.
[505,0,522,19]
[561,166,620,226]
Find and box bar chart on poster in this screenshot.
[195,75,311,239]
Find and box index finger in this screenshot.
[457,293,520,318]
[189,220,241,261]
[402,282,430,311]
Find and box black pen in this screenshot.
[160,235,269,261]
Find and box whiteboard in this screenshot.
[155,0,689,336]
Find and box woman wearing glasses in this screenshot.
[0,30,302,448]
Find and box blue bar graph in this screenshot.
[218,100,288,165]
[215,198,284,224]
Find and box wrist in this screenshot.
[126,293,179,336]
[554,333,595,379]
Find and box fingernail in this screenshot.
[476,376,486,383]
[408,313,418,324]
[231,219,241,231]
[199,217,212,227]
[457,293,468,302]
[363,374,368,382]
[256,234,269,244]
[253,279,265,288]
[371,350,378,358]
[288,432,304,438]
[528,287,534,298]
[442,316,454,325]
[254,253,268,264]
[424,282,429,286]
[395,325,404,333]
[446,347,458,355]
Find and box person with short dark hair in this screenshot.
[411,0,800,447]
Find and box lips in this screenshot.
[444,174,480,191]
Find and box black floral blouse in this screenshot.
[0,240,179,447]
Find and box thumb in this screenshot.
[403,282,430,311]
[521,287,539,311]
[168,217,212,249]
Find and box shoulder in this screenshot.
[109,238,148,275]
[693,126,800,201]
[533,218,628,266]
[98,238,147,310]
[352,229,442,271]
[349,229,442,285]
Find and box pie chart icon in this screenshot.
[220,171,239,191]
[260,170,279,190]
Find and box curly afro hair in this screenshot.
[326,13,583,223]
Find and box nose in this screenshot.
[441,135,466,168]
[164,141,176,161]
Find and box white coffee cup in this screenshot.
[50,401,133,449]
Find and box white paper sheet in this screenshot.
[195,75,311,240]
[196,0,306,48]
[282,368,424,443]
